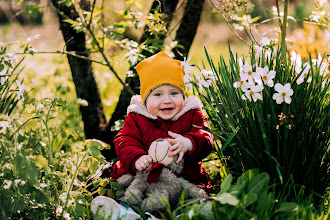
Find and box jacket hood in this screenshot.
[127,95,202,121]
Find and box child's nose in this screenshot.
[162,95,172,103]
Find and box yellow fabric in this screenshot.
[135,52,185,103]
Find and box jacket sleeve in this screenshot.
[183,109,214,161]
[113,113,147,174]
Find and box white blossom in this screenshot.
[16,80,25,101]
[256,66,276,87]
[272,83,294,104]
[0,121,10,134]
[240,61,260,84]
[296,63,311,85]
[242,83,264,102]
[180,57,193,74]
[233,77,250,92]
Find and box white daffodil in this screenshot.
[290,51,302,67]
[272,83,294,104]
[312,53,328,75]
[195,71,210,90]
[255,45,263,58]
[200,69,214,86]
[180,57,193,75]
[16,80,25,101]
[296,62,311,85]
[256,66,276,87]
[242,83,263,102]
[183,73,193,90]
[234,73,251,92]
[240,61,260,84]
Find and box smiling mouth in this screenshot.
[160,108,174,112]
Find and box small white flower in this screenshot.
[200,69,214,86]
[26,34,40,42]
[291,51,302,67]
[170,41,178,48]
[180,57,193,74]
[261,37,270,46]
[240,61,260,84]
[0,121,10,134]
[16,80,25,101]
[183,73,193,90]
[0,66,9,85]
[242,84,263,102]
[296,63,311,85]
[195,71,210,90]
[272,83,294,104]
[36,104,44,110]
[233,78,250,92]
[77,98,88,107]
[312,53,328,75]
[255,45,263,58]
[3,179,12,189]
[256,66,276,87]
[137,21,145,28]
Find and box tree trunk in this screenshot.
[172,0,205,60]
[50,0,107,139]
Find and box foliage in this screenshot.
[0,42,111,219]
[161,169,329,219]
[187,41,330,200]
[0,104,111,219]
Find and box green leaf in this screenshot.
[89,144,101,157]
[236,169,259,185]
[276,202,298,213]
[110,181,123,191]
[228,182,247,197]
[220,173,233,194]
[215,192,239,206]
[241,193,258,207]
[247,172,270,195]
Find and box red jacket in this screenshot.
[111,95,214,190]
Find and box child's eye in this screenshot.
[154,93,161,96]
[171,92,179,95]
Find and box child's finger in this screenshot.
[168,131,181,138]
[146,155,153,163]
[176,152,184,163]
[169,147,181,157]
[169,143,179,151]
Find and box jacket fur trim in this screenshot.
[127,95,202,121]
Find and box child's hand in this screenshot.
[168,131,193,164]
[135,155,153,171]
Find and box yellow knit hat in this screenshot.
[135,52,185,103]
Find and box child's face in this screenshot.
[146,84,184,120]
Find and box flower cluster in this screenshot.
[180,37,329,105]
[233,46,329,104]
[180,57,214,91]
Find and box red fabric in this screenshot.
[146,162,165,183]
[111,109,214,190]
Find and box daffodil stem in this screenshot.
[282,0,289,62]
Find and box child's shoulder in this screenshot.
[184,95,202,111]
